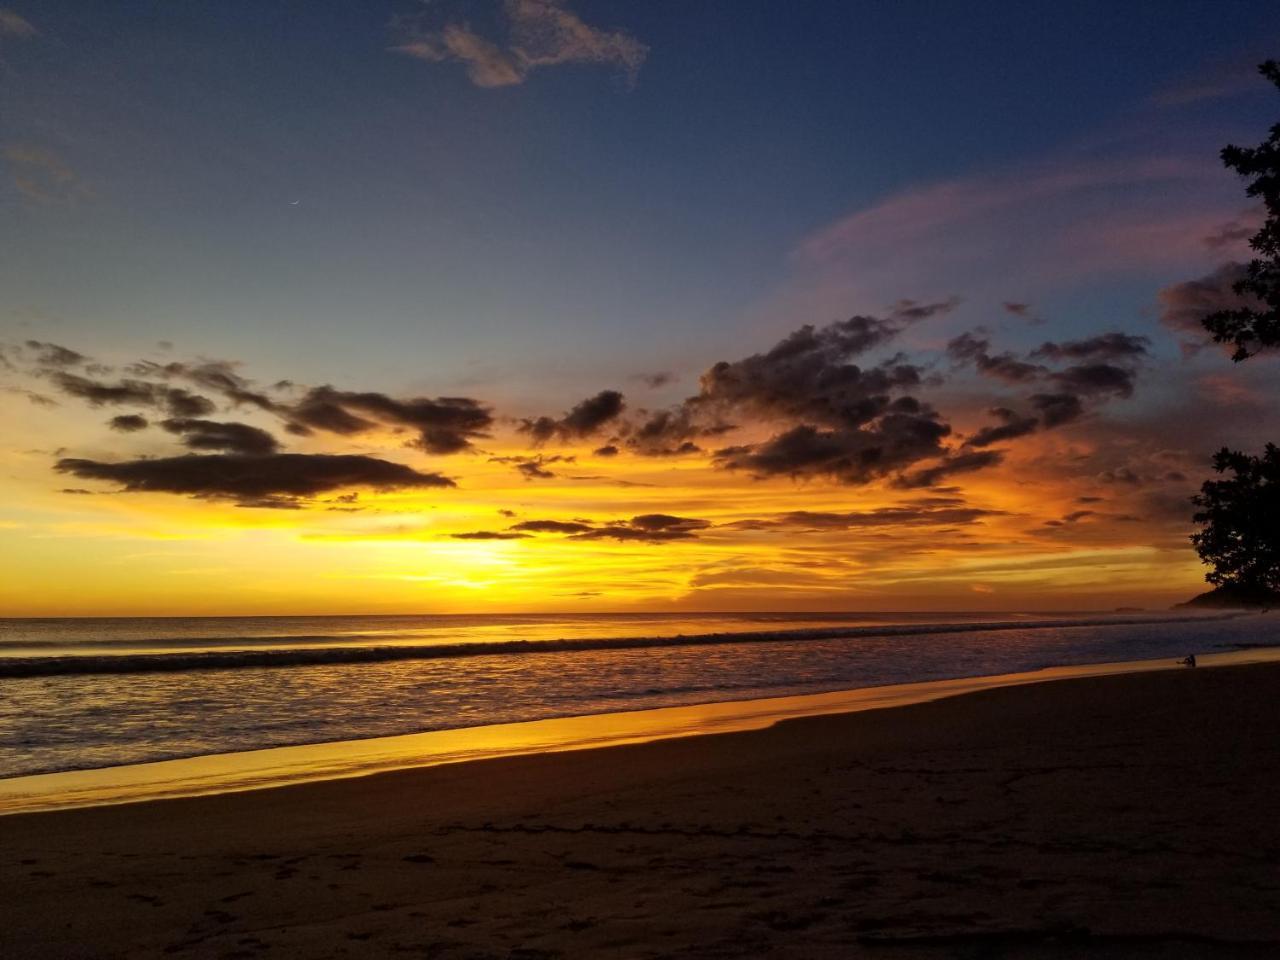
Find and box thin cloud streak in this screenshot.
[392,0,647,88]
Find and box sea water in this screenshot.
[2,610,1276,779]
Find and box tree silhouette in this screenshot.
[1202,60,1280,361]
[1190,63,1280,603]
[1191,445,1280,596]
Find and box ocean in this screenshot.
[2,610,1277,781]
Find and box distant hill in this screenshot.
[1178,583,1280,609]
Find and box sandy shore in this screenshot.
[3,664,1280,959]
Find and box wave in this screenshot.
[0,612,1244,678]
[0,631,428,651]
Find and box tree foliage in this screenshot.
[1202,60,1280,361]
[1191,444,1280,592]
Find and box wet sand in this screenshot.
[3,663,1279,958]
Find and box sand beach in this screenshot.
[3,661,1279,958]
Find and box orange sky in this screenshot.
[0,331,1224,616]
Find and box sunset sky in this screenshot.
[4,1,1280,615]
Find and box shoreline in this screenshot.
[5,644,1278,817]
[4,659,1279,957]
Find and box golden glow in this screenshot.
[0,391,1207,615]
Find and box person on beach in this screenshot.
[1179,654,1197,668]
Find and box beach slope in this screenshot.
[3,664,1280,958]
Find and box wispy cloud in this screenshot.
[1152,54,1273,106]
[1156,261,1263,357]
[393,0,647,88]
[796,157,1208,268]
[770,153,1237,327]
[0,8,36,42]
[3,145,89,203]
[398,23,524,88]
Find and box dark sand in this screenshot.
[3,663,1279,959]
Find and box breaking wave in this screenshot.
[0,612,1243,678]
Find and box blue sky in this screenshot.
[5,0,1280,405]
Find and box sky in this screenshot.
[2,0,1280,616]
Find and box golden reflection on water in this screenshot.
[2,648,1277,816]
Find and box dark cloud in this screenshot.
[628,409,722,456]
[47,372,217,417]
[108,414,149,433]
[946,332,1044,383]
[510,519,595,534]
[324,491,365,512]
[1049,362,1137,399]
[490,453,574,480]
[520,390,625,443]
[635,372,673,388]
[517,461,554,480]
[184,362,280,410]
[48,372,156,407]
[55,453,453,508]
[948,328,1146,423]
[164,388,219,418]
[571,514,711,542]
[286,391,374,435]
[1002,302,1032,318]
[893,450,1005,489]
[639,439,703,457]
[631,514,708,532]
[593,444,619,457]
[944,331,988,365]
[289,386,492,454]
[699,315,921,418]
[1030,392,1085,428]
[732,503,1003,531]
[714,408,951,485]
[668,310,959,483]
[887,296,962,322]
[503,514,710,542]
[160,418,281,456]
[965,407,1039,448]
[560,390,624,435]
[519,417,557,443]
[1157,262,1265,356]
[1031,333,1149,363]
[127,360,282,412]
[25,340,86,367]
[977,353,1044,384]
[450,531,530,540]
